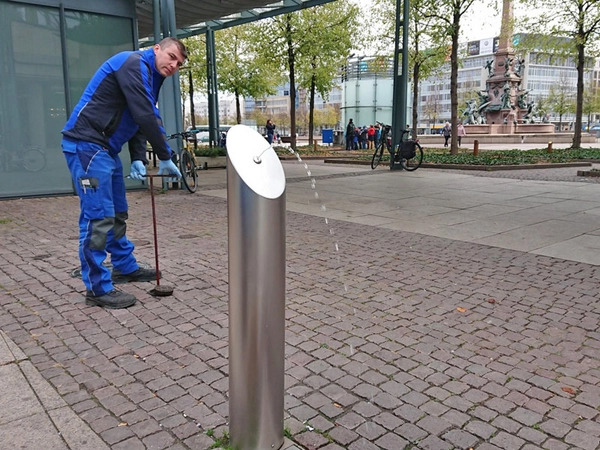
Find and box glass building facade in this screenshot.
[0,0,135,198]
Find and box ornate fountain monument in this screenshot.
[464,0,554,134]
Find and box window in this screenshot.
[0,2,134,198]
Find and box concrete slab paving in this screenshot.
[0,364,45,425]
[0,413,68,450]
[532,234,600,265]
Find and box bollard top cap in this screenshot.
[226,125,285,199]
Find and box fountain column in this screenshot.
[227,125,286,450]
[484,0,522,129]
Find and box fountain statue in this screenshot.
[469,0,554,134]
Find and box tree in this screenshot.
[295,2,360,145]
[422,79,444,128]
[255,1,361,150]
[215,24,284,124]
[547,73,576,130]
[424,0,480,154]
[180,36,207,129]
[582,81,600,127]
[519,0,600,147]
[371,0,449,139]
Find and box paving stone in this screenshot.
[564,429,600,450]
[464,420,497,440]
[540,418,574,439]
[490,430,526,450]
[328,425,359,446]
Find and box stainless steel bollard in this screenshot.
[226,125,286,450]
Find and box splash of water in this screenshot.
[288,147,348,294]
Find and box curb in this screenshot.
[322,159,594,171]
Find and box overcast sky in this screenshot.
[462,2,502,41]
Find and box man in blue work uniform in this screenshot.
[62,37,187,309]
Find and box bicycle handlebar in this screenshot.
[166,130,199,140]
[375,122,409,135]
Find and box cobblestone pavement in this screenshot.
[2,165,600,450]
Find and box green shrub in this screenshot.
[193,146,226,157]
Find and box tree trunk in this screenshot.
[449,16,460,155]
[235,91,242,124]
[559,114,563,131]
[286,17,297,151]
[309,71,316,146]
[573,39,585,148]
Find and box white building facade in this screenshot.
[419,35,599,130]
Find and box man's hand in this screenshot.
[129,161,146,180]
[157,159,182,179]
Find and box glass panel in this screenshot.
[0,3,134,198]
[64,11,133,109]
[64,11,136,186]
[0,3,71,197]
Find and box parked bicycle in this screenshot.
[370,122,423,171]
[167,130,203,193]
[0,135,46,172]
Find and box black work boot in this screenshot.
[85,289,137,309]
[112,267,161,284]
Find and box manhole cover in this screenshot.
[179,234,199,239]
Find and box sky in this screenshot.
[462,2,502,41]
[355,0,539,47]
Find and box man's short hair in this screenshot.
[158,37,188,60]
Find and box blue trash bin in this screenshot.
[322,129,333,144]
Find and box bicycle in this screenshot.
[0,135,46,172]
[371,123,392,169]
[166,130,203,193]
[370,122,423,171]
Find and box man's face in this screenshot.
[153,43,186,77]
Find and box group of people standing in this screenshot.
[441,121,467,147]
[345,119,380,150]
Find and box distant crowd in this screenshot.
[345,119,380,150]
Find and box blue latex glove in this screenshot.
[157,159,182,179]
[129,160,146,180]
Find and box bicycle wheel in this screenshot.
[400,142,424,171]
[179,149,198,193]
[371,142,385,169]
[21,147,46,172]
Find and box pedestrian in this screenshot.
[61,37,187,309]
[442,122,451,147]
[367,125,375,149]
[374,123,381,145]
[265,119,276,144]
[345,118,355,150]
[360,126,368,149]
[457,122,466,146]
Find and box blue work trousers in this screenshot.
[62,139,139,296]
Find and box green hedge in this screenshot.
[193,146,227,157]
[424,147,600,165]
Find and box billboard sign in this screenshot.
[480,38,494,55]
[467,41,480,56]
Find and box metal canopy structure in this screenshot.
[136,0,335,43]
